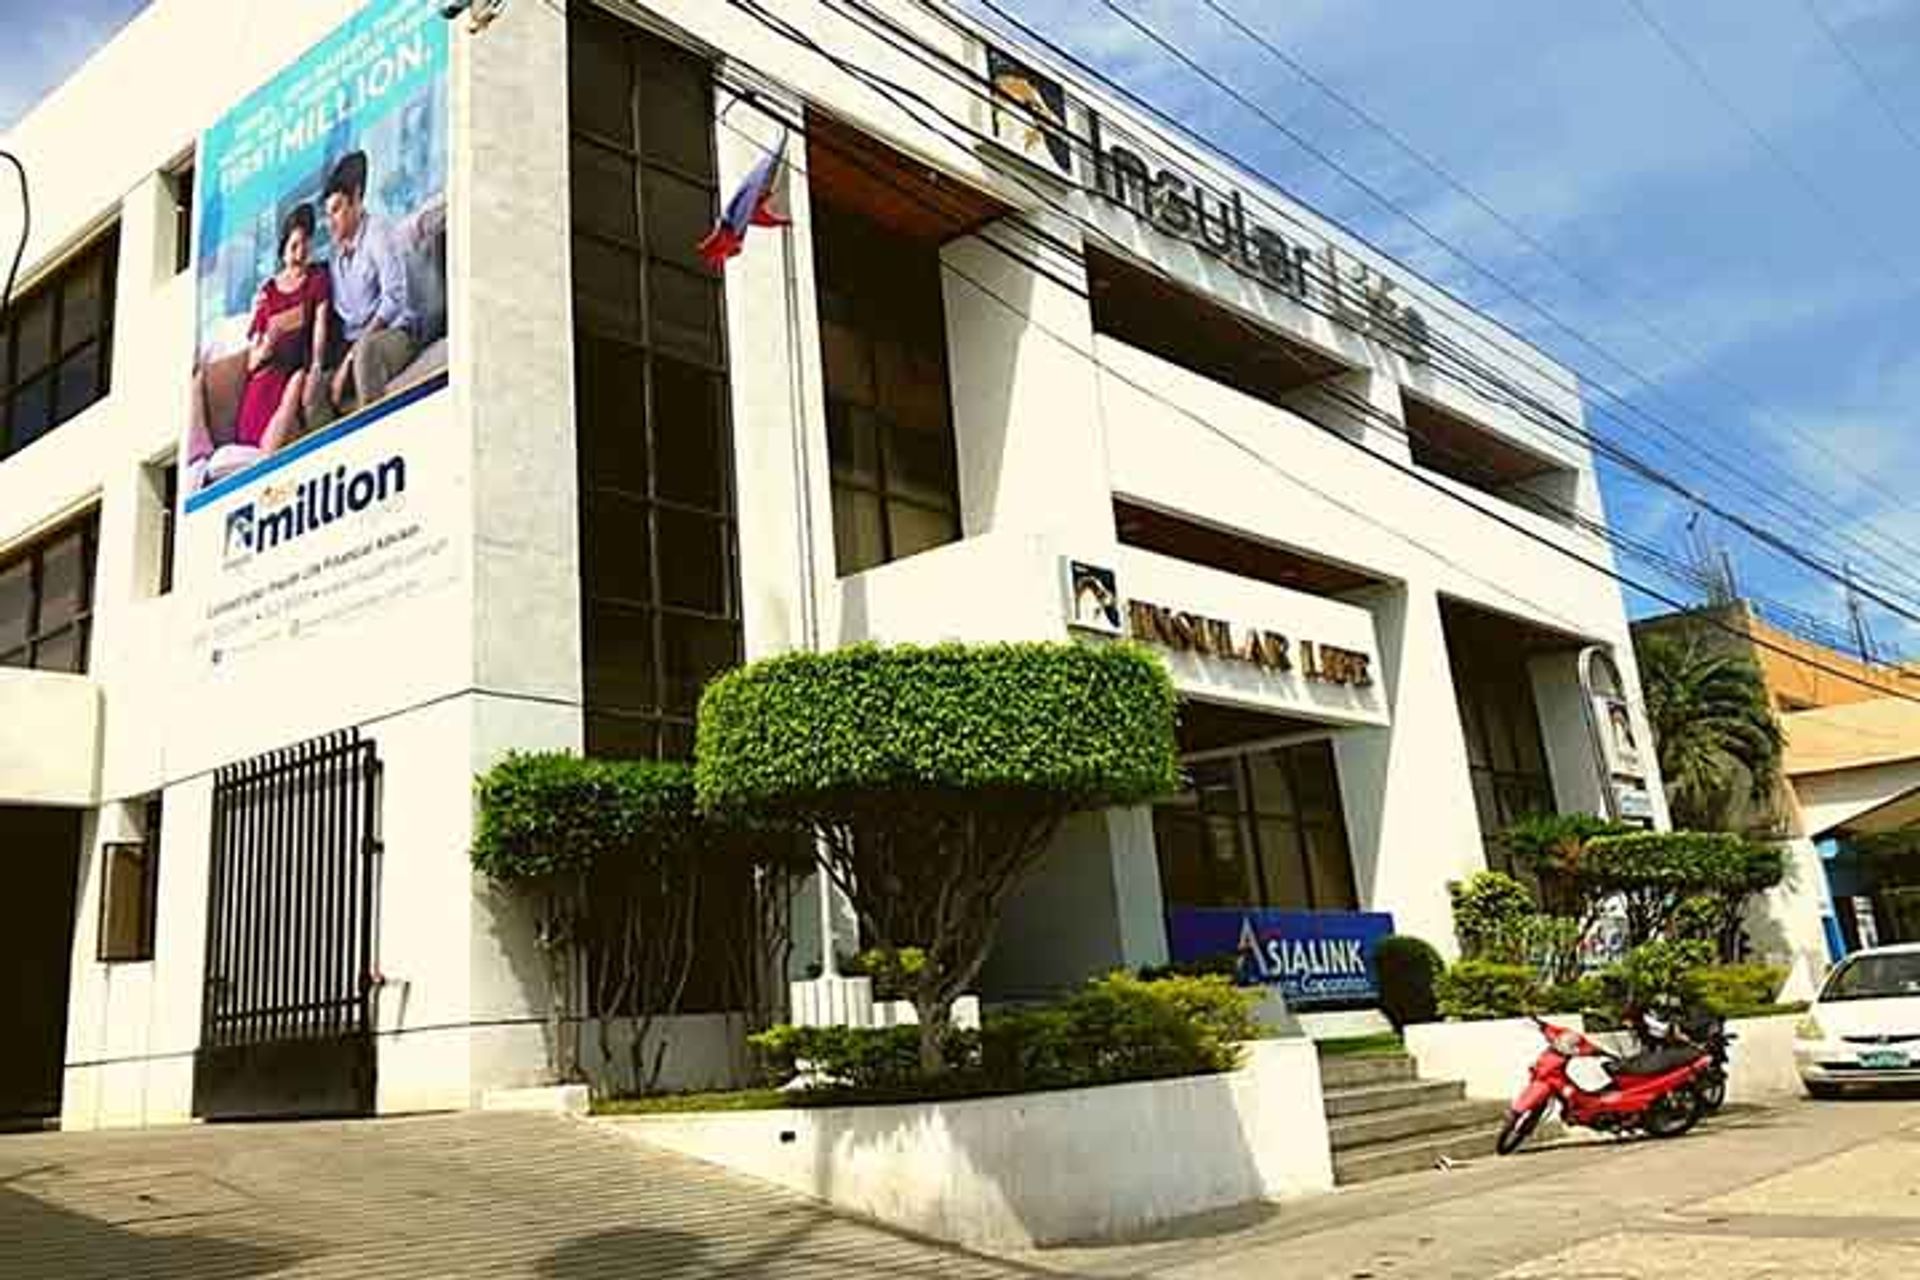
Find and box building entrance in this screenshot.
[0,807,83,1126]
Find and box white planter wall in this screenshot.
[605,1038,1333,1250]
[1403,1016,1582,1103]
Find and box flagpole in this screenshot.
[773,161,839,984]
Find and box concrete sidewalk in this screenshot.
[1019,1096,1920,1279]
[4,1097,1916,1278]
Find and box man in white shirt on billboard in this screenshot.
[305,150,416,429]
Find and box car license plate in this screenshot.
[1860,1049,1911,1070]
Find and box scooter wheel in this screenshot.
[1643,1089,1702,1139]
[1496,1105,1544,1155]
[1697,1073,1727,1113]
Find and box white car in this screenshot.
[1796,942,1920,1098]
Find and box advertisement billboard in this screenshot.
[1167,908,1396,1007]
[185,0,449,508]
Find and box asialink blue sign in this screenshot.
[1167,909,1396,1007]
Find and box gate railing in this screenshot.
[201,729,382,1049]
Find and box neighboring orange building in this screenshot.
[1635,602,1920,957]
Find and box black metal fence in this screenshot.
[196,729,381,1119]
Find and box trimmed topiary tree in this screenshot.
[1448,871,1535,959]
[696,642,1181,1076]
[1498,812,1632,920]
[1374,935,1443,1029]
[1581,830,1786,954]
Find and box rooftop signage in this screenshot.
[982,45,1431,362]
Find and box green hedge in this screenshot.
[1375,935,1443,1029]
[695,642,1180,816]
[1435,960,1539,1020]
[751,973,1255,1099]
[472,753,697,885]
[1686,963,1786,1017]
[1448,872,1535,959]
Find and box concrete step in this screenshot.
[1316,1053,1417,1091]
[1322,1077,1466,1119]
[1332,1124,1502,1185]
[1328,1098,1510,1151]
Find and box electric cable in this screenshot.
[679,9,1920,713]
[953,0,1920,599]
[0,149,28,329]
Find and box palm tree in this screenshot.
[1634,634,1784,832]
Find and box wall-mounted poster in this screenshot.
[986,47,1074,180]
[185,0,449,509]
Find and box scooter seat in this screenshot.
[1612,1045,1698,1077]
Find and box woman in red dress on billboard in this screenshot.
[234,202,331,453]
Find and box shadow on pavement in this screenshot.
[537,1225,715,1279]
[0,1185,301,1280]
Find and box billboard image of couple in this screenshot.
[185,0,449,510]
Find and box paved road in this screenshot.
[1031,1095,1920,1279]
[4,1097,1918,1278]
[0,1112,1050,1279]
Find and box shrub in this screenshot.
[1498,812,1632,918]
[1687,963,1786,1017]
[1436,960,1540,1020]
[752,973,1253,1099]
[699,642,1180,1075]
[1582,831,1755,946]
[845,947,927,1002]
[1375,935,1443,1028]
[1449,872,1536,959]
[1539,975,1604,1015]
[1601,937,1714,1012]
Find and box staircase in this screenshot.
[1320,1050,1508,1185]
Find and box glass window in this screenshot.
[2,228,117,459]
[571,140,640,242]
[570,16,738,761]
[170,166,195,275]
[814,205,961,576]
[0,512,98,673]
[1444,606,1558,858]
[154,461,178,597]
[1156,741,1357,914]
[99,797,162,963]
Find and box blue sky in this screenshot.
[8,0,1920,655]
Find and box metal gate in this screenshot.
[193,729,382,1120]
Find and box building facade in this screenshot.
[0,0,1665,1129]
[1639,601,1920,963]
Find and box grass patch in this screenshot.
[594,1088,790,1116]
[1314,1032,1404,1058]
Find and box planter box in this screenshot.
[602,1038,1333,1249]
[1404,1016,1584,1102]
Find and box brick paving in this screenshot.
[0,1112,1067,1279]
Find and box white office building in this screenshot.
[0,0,1669,1129]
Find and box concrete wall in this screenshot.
[0,671,103,806]
[607,1038,1334,1249]
[1405,1016,1580,1103]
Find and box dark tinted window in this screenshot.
[2,229,117,458]
[569,13,738,761]
[0,512,100,673]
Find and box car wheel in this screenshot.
[1804,1080,1845,1101]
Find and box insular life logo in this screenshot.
[224,454,408,567]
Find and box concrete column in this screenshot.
[1280,364,1409,460]
[1333,581,1487,956]
[1530,648,1610,819]
[942,213,1115,545]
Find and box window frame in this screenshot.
[569,13,743,761]
[0,510,101,673]
[97,795,163,964]
[1,227,119,458]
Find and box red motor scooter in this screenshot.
[1495,1014,1711,1155]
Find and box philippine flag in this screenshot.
[698,133,793,268]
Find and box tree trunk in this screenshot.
[914,993,950,1077]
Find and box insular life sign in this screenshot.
[976,47,1437,364]
[1085,109,1431,362]
[1126,599,1374,688]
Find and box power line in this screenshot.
[694,0,1920,714]
[1082,0,1920,611]
[1187,0,1918,534]
[1799,0,1920,164]
[831,0,1920,627]
[0,149,28,328]
[940,0,1920,617]
[1625,0,1920,293]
